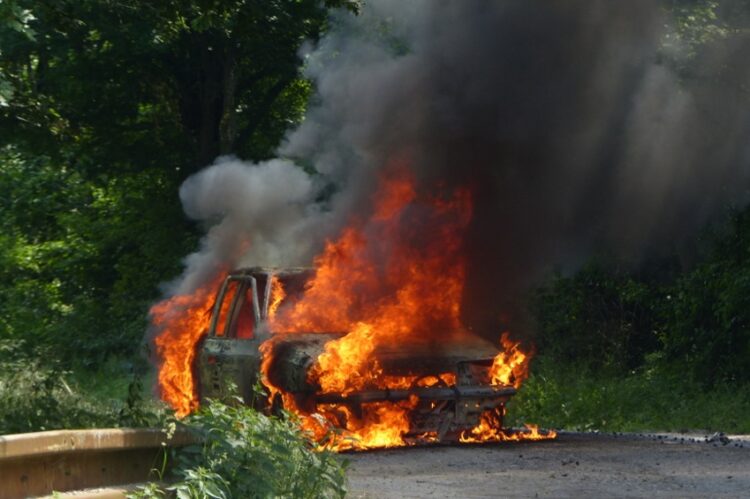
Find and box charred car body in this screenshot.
[197,267,517,442]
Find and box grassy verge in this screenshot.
[0,346,162,434]
[506,356,750,434]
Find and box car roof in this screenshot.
[229,266,313,277]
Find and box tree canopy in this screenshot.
[0,0,357,363]
[1,0,357,174]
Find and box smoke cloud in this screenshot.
[171,1,750,339]
[170,157,330,294]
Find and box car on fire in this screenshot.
[196,267,519,444]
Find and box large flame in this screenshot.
[151,273,226,417]
[270,174,470,394]
[152,167,556,449]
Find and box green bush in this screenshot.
[0,340,163,434]
[660,210,750,385]
[131,399,347,499]
[506,355,750,433]
[0,149,197,367]
[533,208,750,386]
[533,261,662,374]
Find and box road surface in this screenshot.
[345,432,750,498]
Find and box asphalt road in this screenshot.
[345,432,750,498]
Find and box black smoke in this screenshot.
[176,1,750,340]
[276,1,750,338]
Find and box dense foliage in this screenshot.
[506,357,750,433]
[516,203,750,432]
[129,398,347,499]
[534,261,663,373]
[535,209,750,387]
[0,0,357,367]
[514,0,750,432]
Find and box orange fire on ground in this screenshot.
[151,167,556,449]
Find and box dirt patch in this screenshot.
[345,432,750,498]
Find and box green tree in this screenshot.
[662,210,750,385]
[534,261,663,373]
[1,0,358,172]
[0,0,358,365]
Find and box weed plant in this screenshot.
[0,340,162,433]
[130,397,347,499]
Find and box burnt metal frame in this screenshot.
[208,272,276,338]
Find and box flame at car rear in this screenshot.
[492,332,531,389]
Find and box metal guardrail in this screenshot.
[0,428,193,499]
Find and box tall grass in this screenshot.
[0,341,162,434]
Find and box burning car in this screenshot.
[197,267,518,447]
[153,173,555,450]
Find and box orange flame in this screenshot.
[453,335,555,443]
[151,273,225,417]
[313,322,382,394]
[491,332,531,389]
[460,408,557,443]
[267,275,286,319]
[260,171,478,448]
[270,173,470,390]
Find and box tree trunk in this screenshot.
[219,48,238,155]
[196,43,222,167]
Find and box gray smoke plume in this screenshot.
[170,157,331,294]
[171,1,750,339]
